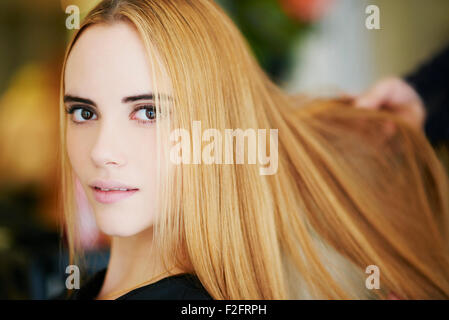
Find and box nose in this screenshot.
[90,120,127,168]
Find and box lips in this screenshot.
[89,180,139,204]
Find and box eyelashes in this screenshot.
[65,104,159,125]
[65,105,97,123]
[132,105,157,124]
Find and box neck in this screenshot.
[96,226,183,299]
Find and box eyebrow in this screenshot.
[63,93,172,106]
[122,93,172,103]
[63,95,96,106]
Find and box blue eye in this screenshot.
[133,105,157,123]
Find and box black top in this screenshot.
[58,268,213,300]
[404,43,449,145]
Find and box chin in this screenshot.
[93,211,154,238]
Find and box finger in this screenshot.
[383,119,396,137]
[387,292,401,300]
[379,119,397,148]
[355,80,395,110]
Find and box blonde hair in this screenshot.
[59,0,449,299]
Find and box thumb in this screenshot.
[354,93,383,110]
[355,81,393,110]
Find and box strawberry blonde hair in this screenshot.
[59,0,449,299]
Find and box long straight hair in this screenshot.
[59,0,449,299]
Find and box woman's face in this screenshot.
[64,21,170,237]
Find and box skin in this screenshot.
[64,20,182,299]
[353,77,427,131]
[337,77,426,147]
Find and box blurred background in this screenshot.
[0,0,448,299]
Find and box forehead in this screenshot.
[64,21,166,99]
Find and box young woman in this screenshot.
[59,0,449,300]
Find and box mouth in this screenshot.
[89,181,139,204]
[93,186,138,192]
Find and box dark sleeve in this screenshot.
[403,43,449,144]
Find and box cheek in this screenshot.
[66,126,92,176]
[132,129,165,200]
[134,129,159,177]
